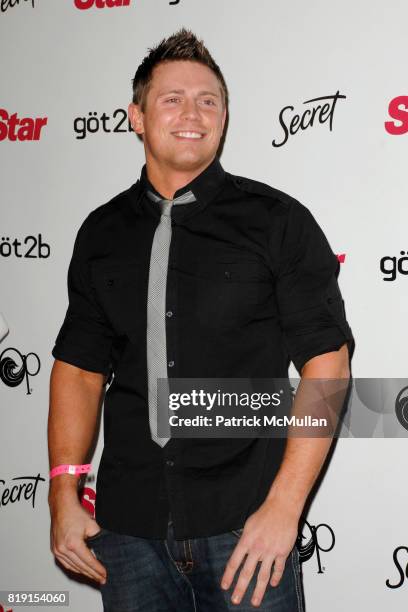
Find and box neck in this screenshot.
[145,155,214,200]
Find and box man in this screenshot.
[48,28,354,611]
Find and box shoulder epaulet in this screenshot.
[229,173,294,205]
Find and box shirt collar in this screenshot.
[130,155,226,221]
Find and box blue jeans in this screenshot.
[86,515,305,612]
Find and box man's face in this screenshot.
[129,60,227,171]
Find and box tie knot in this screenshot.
[159,199,173,217]
[146,189,197,216]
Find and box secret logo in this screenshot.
[0,474,45,510]
[1,0,33,14]
[386,546,408,589]
[272,91,346,148]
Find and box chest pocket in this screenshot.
[90,260,147,336]
[192,257,272,330]
[197,259,266,282]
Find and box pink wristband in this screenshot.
[49,464,91,479]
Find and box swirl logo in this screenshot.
[0,348,41,394]
[296,518,335,574]
[395,386,408,431]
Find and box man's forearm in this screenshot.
[265,342,351,516]
[48,359,106,503]
[265,436,334,517]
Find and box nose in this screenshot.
[180,97,200,121]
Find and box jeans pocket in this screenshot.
[231,528,244,538]
[85,528,109,544]
[291,545,305,612]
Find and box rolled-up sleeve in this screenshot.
[273,199,355,375]
[51,214,114,375]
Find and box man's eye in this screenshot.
[203,99,216,106]
[166,97,180,103]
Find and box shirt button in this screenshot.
[166,460,174,467]
[166,310,173,317]
[327,297,333,304]
[168,360,175,367]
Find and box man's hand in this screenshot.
[220,497,300,608]
[48,360,108,584]
[49,493,107,585]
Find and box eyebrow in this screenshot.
[157,89,220,98]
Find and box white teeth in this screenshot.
[173,131,203,139]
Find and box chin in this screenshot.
[169,151,213,171]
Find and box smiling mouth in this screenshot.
[172,131,206,140]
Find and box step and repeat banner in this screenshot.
[1,0,407,610]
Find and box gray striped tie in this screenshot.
[146,189,197,447]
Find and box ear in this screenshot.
[128,102,144,135]
[222,105,227,127]
[221,104,227,132]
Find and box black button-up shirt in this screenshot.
[51,155,355,539]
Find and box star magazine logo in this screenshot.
[385,96,408,136]
[80,483,97,517]
[73,0,183,8]
[0,110,47,142]
[74,0,130,8]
